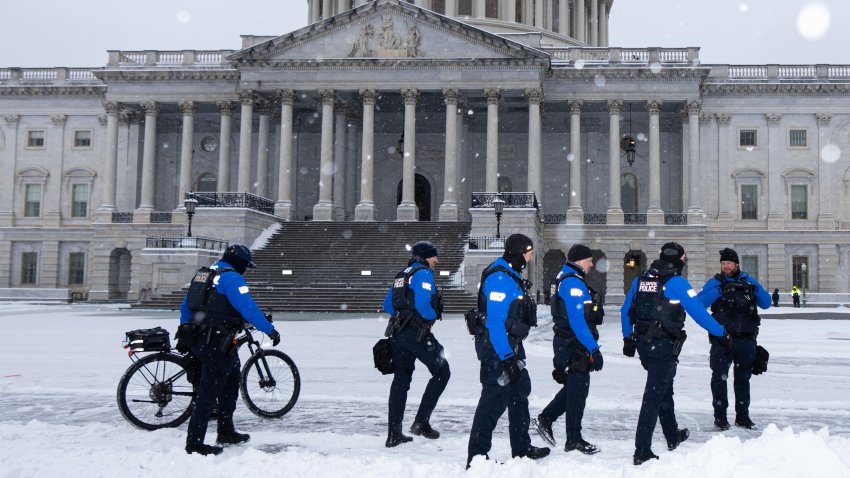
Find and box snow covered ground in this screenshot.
[1,302,849,477]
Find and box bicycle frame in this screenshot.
[236,328,278,390]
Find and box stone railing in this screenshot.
[0,67,102,85]
[186,192,275,215]
[714,64,850,80]
[548,47,700,66]
[470,192,539,209]
[468,235,505,251]
[145,235,229,251]
[111,211,133,223]
[108,50,236,68]
[664,214,688,225]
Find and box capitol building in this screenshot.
[1,0,848,304]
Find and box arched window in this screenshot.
[195,173,217,192]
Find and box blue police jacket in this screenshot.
[382,265,438,321]
[556,263,600,353]
[620,274,726,339]
[481,257,526,361]
[179,260,274,334]
[697,271,772,310]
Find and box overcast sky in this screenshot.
[1,0,847,67]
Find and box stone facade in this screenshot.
[1,0,848,302]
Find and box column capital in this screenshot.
[686,100,702,115]
[485,87,501,104]
[4,114,20,126]
[815,112,832,126]
[359,88,378,105]
[255,98,273,116]
[715,112,732,125]
[606,99,623,114]
[765,113,782,125]
[443,88,461,105]
[103,101,122,115]
[178,100,198,115]
[216,101,236,114]
[645,99,663,114]
[238,90,255,105]
[319,89,337,105]
[121,109,141,125]
[97,114,108,126]
[140,101,160,116]
[525,88,543,105]
[277,89,295,105]
[568,100,583,114]
[401,88,419,104]
[50,114,66,127]
[699,112,714,125]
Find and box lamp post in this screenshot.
[184,197,198,238]
[493,195,505,239]
[800,262,807,307]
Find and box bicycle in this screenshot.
[116,322,300,431]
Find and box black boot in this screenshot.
[735,416,756,429]
[514,445,550,460]
[633,449,659,466]
[217,431,250,445]
[667,428,689,451]
[185,443,224,456]
[410,421,440,439]
[385,431,413,448]
[714,417,730,431]
[564,437,600,455]
[532,415,556,446]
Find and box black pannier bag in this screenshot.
[125,326,171,352]
[752,345,770,375]
[373,338,395,375]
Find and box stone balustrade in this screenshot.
[106,50,236,68]
[0,67,102,85]
[548,47,700,65]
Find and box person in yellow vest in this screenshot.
[791,285,801,308]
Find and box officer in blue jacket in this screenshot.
[534,244,603,454]
[621,242,730,465]
[467,234,550,467]
[178,244,280,456]
[381,241,450,448]
[698,248,771,430]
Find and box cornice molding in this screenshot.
[0,86,106,97]
[94,69,239,83]
[702,83,850,97]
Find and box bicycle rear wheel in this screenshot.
[117,353,194,430]
[240,349,300,418]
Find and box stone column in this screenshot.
[0,115,19,226]
[567,100,583,223]
[355,89,377,221]
[216,101,234,192]
[599,0,608,46]
[309,0,320,23]
[137,101,159,211]
[336,0,347,13]
[333,104,348,221]
[589,0,598,45]
[545,0,553,29]
[314,89,336,221]
[44,115,66,226]
[686,100,704,222]
[254,101,271,198]
[607,100,624,223]
[275,90,295,219]
[237,90,254,193]
[440,89,461,221]
[397,88,419,221]
[506,0,516,22]
[816,113,834,229]
[576,0,586,43]
[525,0,534,26]
[177,100,196,206]
[475,0,485,17]
[526,89,543,212]
[322,0,332,20]
[559,0,570,35]
[714,112,734,225]
[345,112,359,216]
[485,88,501,192]
[534,0,544,26]
[645,100,664,223]
[765,113,783,229]
[445,0,456,16]
[100,102,121,210]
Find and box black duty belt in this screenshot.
[634,322,684,340]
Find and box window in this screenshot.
[792,256,809,290]
[27,130,45,148]
[741,256,759,283]
[739,130,757,147]
[21,252,37,285]
[24,184,41,217]
[740,184,758,220]
[789,129,807,147]
[458,0,472,15]
[71,184,88,217]
[68,252,85,285]
[791,185,808,219]
[196,173,217,192]
[73,130,92,148]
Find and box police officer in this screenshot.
[621,242,730,465]
[177,244,280,456]
[792,285,801,307]
[381,241,450,447]
[467,233,550,467]
[698,248,771,430]
[534,244,603,454]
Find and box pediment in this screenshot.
[228,0,547,64]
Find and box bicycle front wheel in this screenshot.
[116,353,194,430]
[240,349,300,418]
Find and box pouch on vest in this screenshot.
[186,267,215,312]
[752,345,769,375]
[373,338,395,375]
[464,308,486,335]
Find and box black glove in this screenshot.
[503,358,522,385]
[589,349,604,372]
[712,331,732,351]
[264,311,274,323]
[552,367,566,384]
[623,335,637,357]
[268,329,281,347]
[174,323,196,355]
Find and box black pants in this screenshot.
[186,341,241,446]
[793,295,800,307]
[710,335,757,420]
[388,325,450,434]
[635,337,679,454]
[540,335,590,441]
[467,338,532,463]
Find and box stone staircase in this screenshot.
[134,221,477,313]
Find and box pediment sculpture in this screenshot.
[349,16,421,58]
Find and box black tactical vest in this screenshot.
[710,274,760,334]
[478,264,537,338]
[629,263,685,332]
[391,261,441,319]
[185,266,243,330]
[550,268,604,339]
